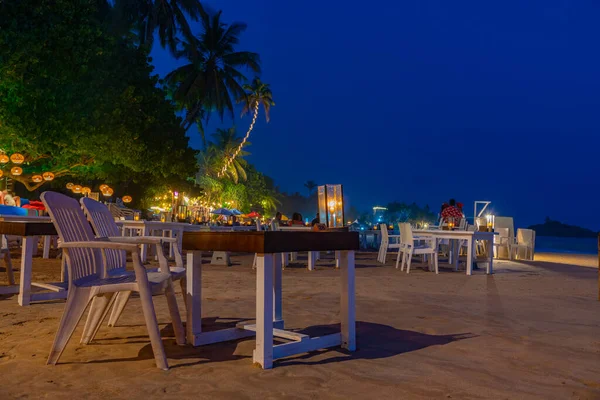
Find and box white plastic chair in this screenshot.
[396,223,439,273]
[512,228,536,260]
[80,197,186,333]
[377,224,401,263]
[493,217,514,259]
[41,191,184,370]
[493,227,511,260]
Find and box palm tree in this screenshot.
[165,9,261,139]
[238,78,275,122]
[304,180,318,196]
[210,127,249,183]
[112,0,205,54]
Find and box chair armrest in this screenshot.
[104,236,178,245]
[388,235,401,238]
[58,241,139,252]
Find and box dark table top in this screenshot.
[182,231,359,253]
[0,220,57,236]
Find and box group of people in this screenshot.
[273,211,321,227]
[440,198,465,224]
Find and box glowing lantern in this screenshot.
[66,182,74,189]
[73,185,82,194]
[317,184,345,228]
[31,175,43,183]
[10,166,23,176]
[42,172,55,181]
[103,187,114,197]
[122,195,132,203]
[82,187,91,195]
[99,184,109,192]
[10,153,24,164]
[0,154,8,164]
[0,170,3,178]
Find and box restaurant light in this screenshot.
[10,153,24,164]
[82,187,91,195]
[31,175,43,183]
[72,185,82,194]
[66,182,74,189]
[102,187,114,197]
[0,170,3,178]
[42,171,55,181]
[317,184,345,228]
[99,184,109,192]
[122,195,132,203]
[10,166,22,176]
[0,154,9,164]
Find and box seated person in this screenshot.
[311,212,321,226]
[289,212,304,226]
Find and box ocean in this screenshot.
[535,236,598,255]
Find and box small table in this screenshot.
[0,220,66,305]
[182,230,359,369]
[117,220,189,262]
[412,230,496,275]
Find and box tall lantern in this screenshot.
[317,184,344,228]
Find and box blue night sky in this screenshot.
[151,0,600,230]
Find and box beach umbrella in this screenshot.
[246,211,261,218]
[280,214,289,221]
[211,208,233,216]
[230,209,242,215]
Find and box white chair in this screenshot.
[80,197,186,332]
[512,228,536,260]
[493,217,514,259]
[377,224,401,263]
[493,227,511,260]
[41,191,184,370]
[1,235,15,285]
[396,223,439,274]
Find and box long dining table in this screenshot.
[412,229,496,275]
[181,230,359,369]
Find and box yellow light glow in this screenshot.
[10,166,22,176]
[42,171,55,181]
[10,153,24,164]
[31,175,43,183]
[0,154,8,164]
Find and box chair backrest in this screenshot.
[494,217,514,239]
[81,197,127,274]
[516,228,535,246]
[399,223,413,245]
[494,227,509,243]
[41,191,102,284]
[379,224,389,241]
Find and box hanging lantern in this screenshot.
[66,182,74,189]
[0,170,3,178]
[31,175,43,183]
[10,166,23,176]
[102,187,114,197]
[99,184,109,192]
[10,153,24,164]
[0,154,8,164]
[82,187,91,195]
[122,195,132,203]
[72,185,82,194]
[42,172,55,181]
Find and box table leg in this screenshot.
[18,237,35,306]
[307,251,315,271]
[254,253,274,369]
[186,250,203,344]
[487,239,494,274]
[340,251,356,351]
[273,254,283,329]
[42,236,51,259]
[281,253,289,268]
[466,237,473,275]
[335,251,341,269]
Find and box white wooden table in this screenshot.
[412,229,496,275]
[117,220,189,262]
[182,230,359,369]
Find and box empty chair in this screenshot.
[377,224,401,263]
[396,223,439,273]
[493,217,514,259]
[493,227,511,260]
[512,228,536,260]
[80,197,187,333]
[41,191,184,370]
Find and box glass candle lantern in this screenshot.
[317,184,344,228]
[486,214,495,231]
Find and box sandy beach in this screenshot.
[0,250,599,400]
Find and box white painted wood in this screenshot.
[186,250,203,344]
[335,251,341,269]
[340,251,356,351]
[30,282,66,292]
[42,235,52,259]
[191,328,256,346]
[307,251,315,271]
[273,252,283,326]
[238,323,309,341]
[254,254,274,369]
[273,333,342,360]
[17,237,35,306]
[378,224,401,263]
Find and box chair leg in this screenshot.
[178,278,187,309]
[395,250,401,269]
[107,291,132,327]
[47,287,92,365]
[434,253,439,274]
[401,251,407,271]
[81,293,115,344]
[406,250,413,274]
[164,280,185,346]
[3,250,15,286]
[381,246,387,264]
[137,285,168,370]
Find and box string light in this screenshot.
[218,100,259,177]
